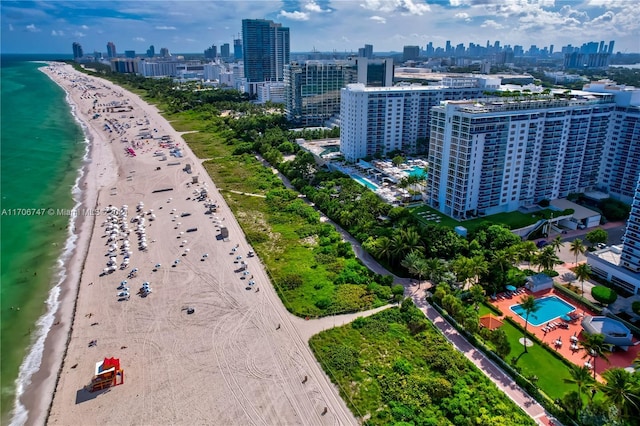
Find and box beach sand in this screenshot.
[23,63,356,426]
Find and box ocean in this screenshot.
[1,56,87,423]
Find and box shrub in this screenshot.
[591,285,618,305]
[632,301,640,316]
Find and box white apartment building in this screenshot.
[137,60,178,77]
[340,78,492,162]
[257,82,286,104]
[583,81,640,205]
[587,176,640,295]
[428,93,615,219]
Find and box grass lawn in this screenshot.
[310,305,536,425]
[411,206,561,234]
[497,319,575,400]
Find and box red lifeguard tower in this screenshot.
[88,357,124,392]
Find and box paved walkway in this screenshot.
[260,155,560,425]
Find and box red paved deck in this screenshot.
[491,288,640,379]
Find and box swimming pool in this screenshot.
[408,166,427,179]
[510,295,576,327]
[352,175,379,191]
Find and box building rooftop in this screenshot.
[550,199,600,221]
[440,92,615,114]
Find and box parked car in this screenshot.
[537,240,549,249]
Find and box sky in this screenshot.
[1,0,639,55]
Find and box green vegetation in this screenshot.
[591,285,618,305]
[586,228,608,247]
[633,301,640,316]
[309,300,536,425]
[598,198,631,222]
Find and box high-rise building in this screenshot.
[124,50,136,59]
[339,77,497,162]
[204,45,217,59]
[147,45,155,58]
[583,81,640,204]
[233,38,243,60]
[220,43,230,59]
[72,42,83,59]
[242,19,290,86]
[403,46,420,62]
[427,93,615,219]
[587,175,640,295]
[285,60,358,127]
[159,47,170,58]
[285,58,394,127]
[107,42,117,58]
[621,177,640,274]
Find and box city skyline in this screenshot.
[2,1,639,55]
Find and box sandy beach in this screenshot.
[21,63,357,426]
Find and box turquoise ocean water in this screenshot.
[1,56,86,423]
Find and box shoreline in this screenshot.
[22,64,356,426]
[9,64,111,426]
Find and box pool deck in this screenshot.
[491,288,640,379]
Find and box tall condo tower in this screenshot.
[241,19,290,84]
[107,42,117,58]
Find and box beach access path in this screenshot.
[34,63,356,426]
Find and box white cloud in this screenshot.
[26,24,40,32]
[133,37,146,42]
[81,25,89,30]
[454,12,471,22]
[9,24,14,31]
[481,19,504,30]
[156,26,177,30]
[304,1,330,13]
[591,11,615,25]
[74,31,86,38]
[278,10,310,21]
[361,0,430,16]
[370,15,386,23]
[51,29,64,36]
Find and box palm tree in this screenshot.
[574,263,592,298]
[579,333,612,379]
[401,251,426,288]
[563,365,595,398]
[570,238,587,266]
[469,284,486,310]
[520,295,540,353]
[535,246,561,272]
[424,258,446,286]
[597,367,640,419]
[469,255,489,287]
[550,235,564,254]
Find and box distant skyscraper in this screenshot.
[608,40,615,54]
[107,42,116,58]
[72,42,83,59]
[220,43,230,59]
[124,50,136,58]
[146,45,155,58]
[403,45,420,62]
[160,47,170,58]
[233,38,243,60]
[242,19,290,84]
[205,45,217,59]
[364,44,373,59]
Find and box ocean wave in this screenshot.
[10,77,91,426]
